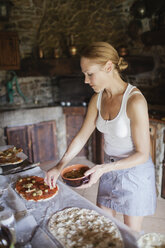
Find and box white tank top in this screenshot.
[96,83,142,158]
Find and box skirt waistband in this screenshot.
[104,154,122,163]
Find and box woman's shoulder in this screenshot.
[89,93,99,105]
[128,86,146,103]
[86,93,99,111]
[127,87,148,118]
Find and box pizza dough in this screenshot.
[138,233,165,248]
[15,176,59,202]
[48,207,124,248]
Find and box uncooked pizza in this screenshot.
[0,147,23,165]
[15,176,59,202]
[48,207,124,248]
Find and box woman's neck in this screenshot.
[104,71,127,98]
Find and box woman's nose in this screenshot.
[84,75,89,84]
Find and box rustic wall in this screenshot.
[3,0,134,58]
[0,0,165,106]
[0,76,59,106]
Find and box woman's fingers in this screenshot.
[44,174,49,185]
[77,173,98,189]
[44,169,59,189]
[84,167,96,176]
[44,173,52,188]
[52,176,57,189]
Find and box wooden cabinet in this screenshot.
[63,107,88,157]
[161,130,165,199]
[149,123,157,164]
[6,125,29,158]
[92,130,104,164]
[0,31,20,70]
[6,120,58,163]
[31,121,58,163]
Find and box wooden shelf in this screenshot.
[16,55,155,77]
[124,55,154,74]
[17,57,81,77]
[141,28,165,45]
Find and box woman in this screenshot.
[45,42,156,232]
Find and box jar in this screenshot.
[0,211,16,245]
[0,225,14,248]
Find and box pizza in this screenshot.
[15,176,59,202]
[138,233,165,248]
[0,147,23,165]
[48,207,124,248]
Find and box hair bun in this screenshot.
[118,57,128,71]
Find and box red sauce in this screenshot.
[15,176,58,201]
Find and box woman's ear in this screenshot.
[104,60,112,72]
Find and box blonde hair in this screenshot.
[81,42,128,72]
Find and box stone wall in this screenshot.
[0,0,165,106]
[0,76,59,106]
[2,0,134,59]
[1,0,163,58]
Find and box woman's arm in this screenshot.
[79,93,151,188]
[44,94,98,188]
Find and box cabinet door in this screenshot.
[64,107,88,157]
[149,124,156,164]
[6,125,30,159]
[92,129,104,164]
[0,31,20,70]
[161,130,165,199]
[30,121,58,163]
[6,121,58,163]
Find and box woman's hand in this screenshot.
[44,167,61,189]
[77,164,104,189]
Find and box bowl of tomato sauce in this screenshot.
[61,164,90,187]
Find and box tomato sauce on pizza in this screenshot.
[15,176,58,201]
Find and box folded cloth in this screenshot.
[6,185,27,214]
[15,215,38,245]
[31,227,60,248]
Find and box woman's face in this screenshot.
[80,57,107,93]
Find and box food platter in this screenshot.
[48,207,124,248]
[0,145,27,166]
[137,233,165,248]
